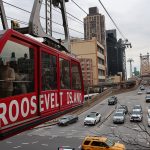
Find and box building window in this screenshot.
[98,46,104,54]
[98,69,105,76]
[98,58,104,65]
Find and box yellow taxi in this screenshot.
[81,136,125,150]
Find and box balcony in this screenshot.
[97,51,104,59]
[98,75,105,80]
[98,64,105,70]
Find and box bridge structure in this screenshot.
[140,53,150,81]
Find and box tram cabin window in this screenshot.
[0,40,34,98]
[41,51,57,90]
[71,63,81,90]
[59,58,71,89]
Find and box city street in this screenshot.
[1,87,150,150]
[0,0,150,150]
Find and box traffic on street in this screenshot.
[1,85,150,149]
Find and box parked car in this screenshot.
[145,95,150,102]
[130,110,143,122]
[117,105,128,114]
[146,89,150,94]
[140,85,145,90]
[113,111,125,124]
[148,113,150,127]
[84,112,101,125]
[81,136,126,150]
[137,90,142,95]
[132,104,142,112]
[148,106,150,114]
[58,115,78,126]
[108,96,117,105]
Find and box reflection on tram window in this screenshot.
[0,40,34,98]
[71,63,81,90]
[41,51,57,90]
[59,58,70,89]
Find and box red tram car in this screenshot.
[0,29,84,139]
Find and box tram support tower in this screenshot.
[0,0,70,53]
[140,53,150,78]
[127,58,134,78]
[0,0,8,29]
[29,0,70,53]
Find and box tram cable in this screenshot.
[71,0,88,15]
[98,0,126,40]
[70,0,128,41]
[42,2,84,25]
[6,15,82,40]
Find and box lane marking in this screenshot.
[32,141,39,144]
[60,146,70,147]
[13,146,21,149]
[52,135,57,138]
[59,132,65,133]
[41,144,48,146]
[6,141,12,144]
[66,136,72,138]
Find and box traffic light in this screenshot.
[11,20,20,29]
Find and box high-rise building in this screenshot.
[106,29,126,80]
[84,7,106,48]
[70,37,106,85]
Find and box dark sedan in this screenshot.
[118,105,128,114]
[140,85,145,90]
[146,95,150,102]
[58,115,78,126]
[108,96,117,105]
[146,89,150,94]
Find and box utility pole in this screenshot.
[127,58,134,78]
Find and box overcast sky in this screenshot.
[2,0,150,78]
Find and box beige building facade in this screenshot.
[79,58,93,86]
[84,7,106,48]
[71,37,106,85]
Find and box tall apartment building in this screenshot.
[71,37,106,86]
[84,7,106,48]
[106,29,126,80]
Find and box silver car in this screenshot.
[148,113,150,127]
[137,90,142,95]
[130,110,143,122]
[84,112,101,125]
[113,111,125,124]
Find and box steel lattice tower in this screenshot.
[140,53,150,77]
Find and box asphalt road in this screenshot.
[1,86,150,150]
